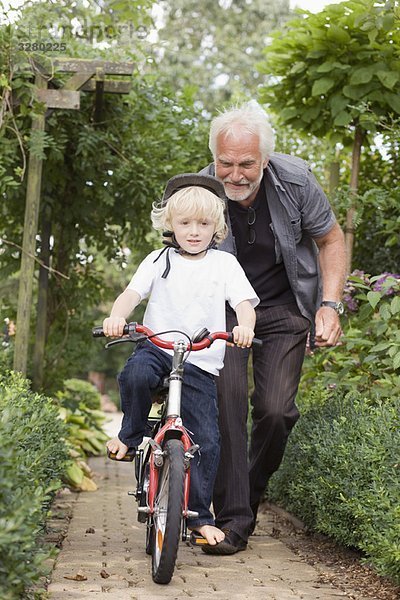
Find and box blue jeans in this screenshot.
[118,341,220,529]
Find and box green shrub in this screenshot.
[270,388,400,583]
[57,378,102,411]
[0,343,13,373]
[0,371,69,599]
[54,378,108,490]
[269,273,400,584]
[56,378,107,459]
[300,273,400,402]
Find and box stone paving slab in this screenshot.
[47,453,358,600]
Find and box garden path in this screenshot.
[46,414,365,600]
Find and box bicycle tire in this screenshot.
[151,438,185,584]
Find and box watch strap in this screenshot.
[321,300,344,315]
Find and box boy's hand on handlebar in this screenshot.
[103,316,127,338]
[232,325,255,348]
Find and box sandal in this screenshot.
[107,447,136,462]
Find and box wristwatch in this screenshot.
[320,300,344,315]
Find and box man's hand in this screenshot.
[232,325,255,348]
[102,316,127,338]
[314,307,343,347]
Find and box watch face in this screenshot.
[336,302,345,315]
[322,301,345,315]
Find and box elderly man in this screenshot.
[200,101,346,555]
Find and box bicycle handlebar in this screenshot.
[92,322,262,349]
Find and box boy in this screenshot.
[104,173,259,547]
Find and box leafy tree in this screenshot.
[339,123,400,273]
[147,0,291,111]
[0,0,210,390]
[39,83,209,391]
[257,0,400,270]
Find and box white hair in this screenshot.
[209,100,275,160]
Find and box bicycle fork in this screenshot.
[137,340,200,535]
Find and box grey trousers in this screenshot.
[214,303,310,541]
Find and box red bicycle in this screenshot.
[93,322,261,584]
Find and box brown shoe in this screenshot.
[201,529,247,555]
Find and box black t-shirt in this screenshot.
[228,182,295,307]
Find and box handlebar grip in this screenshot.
[226,333,262,347]
[92,323,136,338]
[92,326,105,338]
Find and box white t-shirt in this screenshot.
[127,248,259,375]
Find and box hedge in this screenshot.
[0,371,69,600]
[269,387,400,584]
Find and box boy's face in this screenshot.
[171,213,215,257]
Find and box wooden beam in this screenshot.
[63,71,96,91]
[51,58,134,75]
[36,89,80,109]
[80,79,131,94]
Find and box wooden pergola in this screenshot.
[13,58,134,385]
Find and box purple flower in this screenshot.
[343,293,358,313]
[351,270,370,285]
[372,272,400,296]
[342,270,399,313]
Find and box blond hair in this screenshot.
[151,186,228,245]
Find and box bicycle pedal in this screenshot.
[107,448,136,462]
[190,532,208,546]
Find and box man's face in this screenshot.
[215,131,268,205]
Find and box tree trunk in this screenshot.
[13,74,46,375]
[345,125,363,274]
[328,160,340,195]
[33,207,51,391]
[328,144,341,195]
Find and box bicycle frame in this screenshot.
[92,321,261,583]
[92,321,261,523]
[146,339,199,524]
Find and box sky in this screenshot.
[2,0,346,13]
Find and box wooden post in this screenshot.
[13,74,47,374]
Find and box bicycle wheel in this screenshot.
[151,438,185,584]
